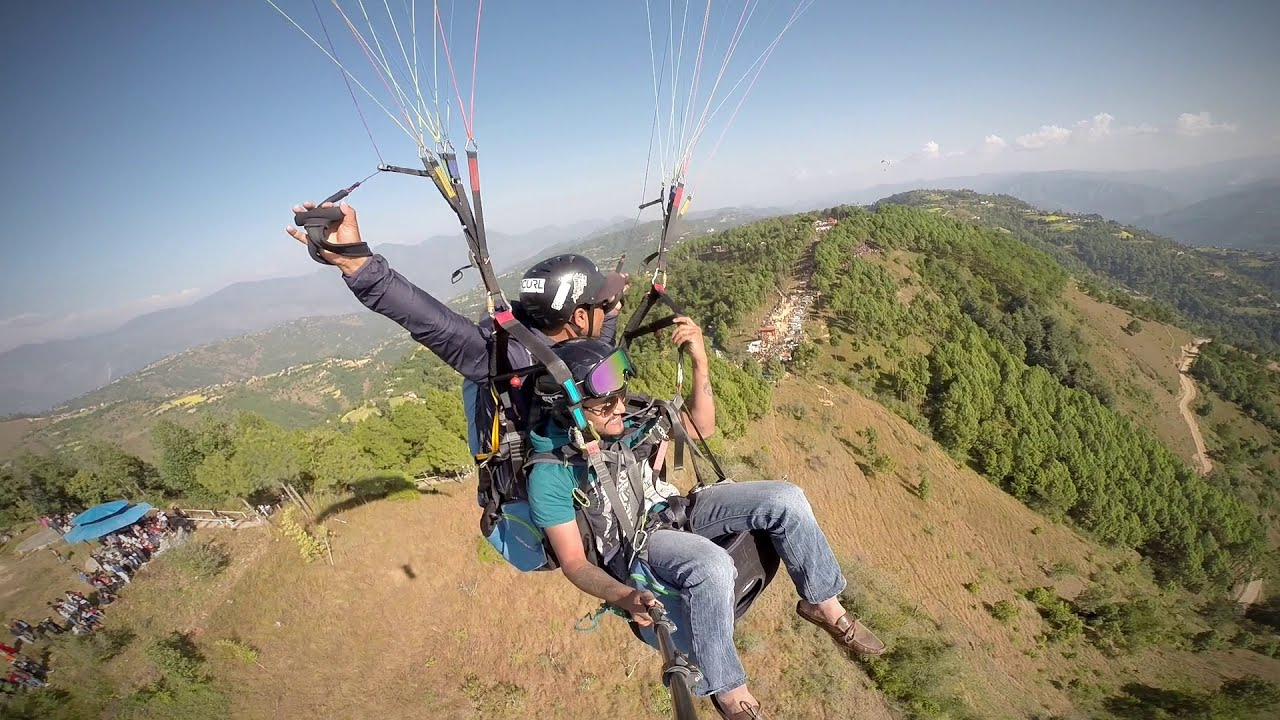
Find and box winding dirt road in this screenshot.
[1177,339,1213,476]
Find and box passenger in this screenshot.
[524,332,885,720]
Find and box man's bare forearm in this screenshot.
[683,363,716,437]
[564,563,633,604]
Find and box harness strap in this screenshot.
[617,444,648,561]
[590,450,636,539]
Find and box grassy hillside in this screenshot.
[1054,286,1199,465]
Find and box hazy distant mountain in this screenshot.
[803,172,1179,222]
[1113,155,1280,200]
[804,155,1280,226]
[0,217,624,416]
[1134,179,1280,250]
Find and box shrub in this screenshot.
[127,634,229,719]
[778,403,808,421]
[989,600,1018,623]
[1026,587,1084,643]
[164,542,230,579]
[279,506,328,563]
[214,638,260,665]
[862,637,969,720]
[386,488,421,502]
[916,477,932,501]
[145,634,205,684]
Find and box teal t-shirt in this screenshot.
[526,420,647,530]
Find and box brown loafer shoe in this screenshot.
[796,601,886,656]
[712,696,766,720]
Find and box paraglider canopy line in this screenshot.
[264,0,420,146]
[694,0,813,180]
[310,0,384,163]
[331,0,426,150]
[434,0,477,141]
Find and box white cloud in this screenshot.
[879,109,1247,179]
[1009,112,1157,151]
[1075,112,1114,141]
[1015,125,1072,150]
[1175,111,1238,136]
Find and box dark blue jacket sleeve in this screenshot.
[344,255,492,381]
[600,312,619,345]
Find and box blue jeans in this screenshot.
[643,481,846,696]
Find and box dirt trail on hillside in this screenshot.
[1236,578,1264,607]
[1176,339,1213,476]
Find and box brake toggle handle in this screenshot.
[293,186,374,266]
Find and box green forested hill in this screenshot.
[879,190,1280,355]
[805,202,1268,589]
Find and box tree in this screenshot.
[1124,318,1145,335]
[299,430,376,492]
[892,354,930,402]
[151,420,205,493]
[11,452,76,516]
[77,442,155,500]
[352,414,409,471]
[790,342,818,374]
[195,414,301,499]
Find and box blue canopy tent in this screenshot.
[70,499,129,526]
[63,501,153,544]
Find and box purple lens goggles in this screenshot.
[583,348,635,399]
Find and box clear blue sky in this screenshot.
[2,0,1278,350]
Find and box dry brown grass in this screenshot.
[0,531,90,626]
[1059,286,1198,460]
[0,417,47,461]
[10,376,1280,719]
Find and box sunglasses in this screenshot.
[583,392,627,415]
[597,295,621,315]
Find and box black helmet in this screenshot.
[519,254,627,330]
[535,338,636,418]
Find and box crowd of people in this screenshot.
[4,583,114,693]
[3,509,190,699]
[84,511,181,586]
[36,513,77,536]
[2,622,51,691]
